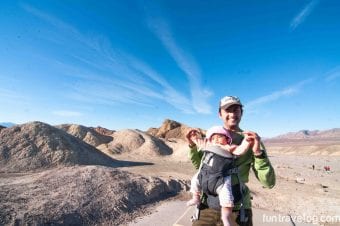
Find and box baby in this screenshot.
[187,126,257,226]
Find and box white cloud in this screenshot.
[325,66,340,82]
[290,0,319,31]
[21,4,201,114]
[245,78,314,110]
[127,57,195,113]
[146,9,212,114]
[0,88,30,105]
[21,4,101,51]
[52,110,83,117]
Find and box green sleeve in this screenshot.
[188,146,203,170]
[252,143,276,188]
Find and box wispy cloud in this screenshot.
[325,66,340,82]
[145,7,212,114]
[127,56,195,113]
[68,79,161,108]
[0,88,30,105]
[290,0,319,31]
[21,4,199,114]
[245,78,314,110]
[52,110,83,117]
[21,4,101,51]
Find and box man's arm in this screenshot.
[252,142,276,188]
[188,145,203,170]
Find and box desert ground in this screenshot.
[115,149,340,226]
[1,121,340,225]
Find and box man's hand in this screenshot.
[243,131,262,155]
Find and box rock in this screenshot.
[295,177,305,184]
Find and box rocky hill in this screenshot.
[0,121,187,225]
[0,121,116,172]
[0,166,186,225]
[56,124,172,157]
[147,119,204,140]
[106,129,172,156]
[91,126,115,136]
[56,124,113,147]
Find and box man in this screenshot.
[187,96,276,226]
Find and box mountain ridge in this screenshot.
[266,128,340,141]
[0,122,16,128]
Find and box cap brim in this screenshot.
[221,103,242,110]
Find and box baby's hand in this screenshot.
[186,129,202,146]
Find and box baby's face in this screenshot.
[210,133,229,145]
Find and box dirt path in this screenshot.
[126,199,316,226]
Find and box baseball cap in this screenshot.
[219,96,242,110]
[206,126,232,144]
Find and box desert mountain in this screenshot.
[265,128,340,147]
[56,124,113,147]
[0,122,15,128]
[264,128,340,156]
[0,121,187,225]
[268,128,340,140]
[107,129,172,156]
[147,118,204,140]
[91,126,115,136]
[57,124,172,157]
[0,121,116,172]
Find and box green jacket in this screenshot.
[188,130,275,210]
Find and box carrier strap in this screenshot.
[235,168,248,223]
[202,145,234,158]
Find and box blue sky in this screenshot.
[1,0,339,137]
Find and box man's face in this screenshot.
[219,105,242,130]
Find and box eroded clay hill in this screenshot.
[0,121,187,225]
[0,121,116,172]
[147,119,204,140]
[56,124,113,147]
[106,129,172,156]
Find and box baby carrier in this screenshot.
[194,145,248,223]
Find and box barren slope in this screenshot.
[0,122,116,172]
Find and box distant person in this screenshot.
[186,126,256,226]
[186,95,276,226]
[312,164,315,170]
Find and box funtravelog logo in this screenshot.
[262,213,340,225]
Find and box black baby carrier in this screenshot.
[193,145,248,223]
